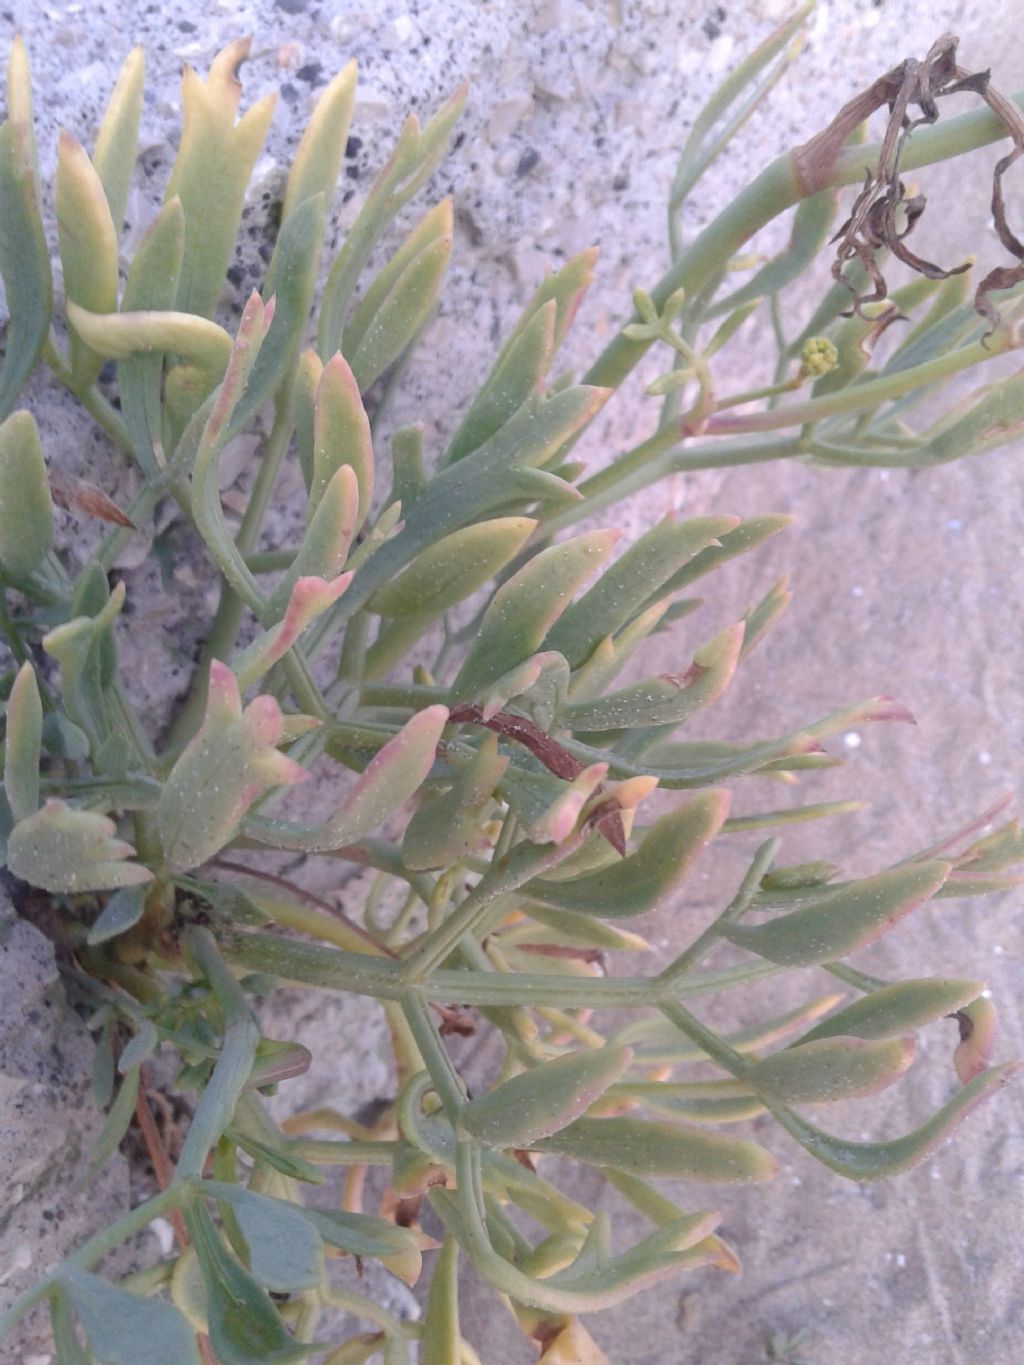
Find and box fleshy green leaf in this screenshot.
[282,60,357,221]
[403,732,507,870]
[368,516,536,619]
[451,530,619,701]
[445,300,556,466]
[4,660,41,820]
[310,353,374,532]
[345,198,452,357]
[563,622,743,732]
[208,1185,323,1293]
[0,409,53,576]
[165,39,276,319]
[524,791,729,917]
[56,1267,199,1365]
[723,861,951,966]
[343,386,609,615]
[7,799,152,892]
[349,231,452,393]
[80,1066,141,1185]
[234,574,352,689]
[0,41,52,420]
[317,83,466,359]
[422,1237,460,1365]
[300,1205,428,1261]
[268,468,359,618]
[745,1036,915,1105]
[68,301,232,388]
[229,193,327,435]
[56,131,119,386]
[460,1046,633,1147]
[799,978,986,1044]
[92,46,145,232]
[773,1062,1020,1180]
[445,249,598,464]
[246,704,448,853]
[545,514,737,669]
[158,661,306,872]
[532,1115,777,1183]
[118,197,186,471]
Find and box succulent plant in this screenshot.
[1,8,1023,1362]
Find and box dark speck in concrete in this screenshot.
[516,147,540,178]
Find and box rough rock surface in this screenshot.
[0,897,131,1360]
[1,1,1023,1362]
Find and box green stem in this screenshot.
[659,838,778,985]
[222,929,782,1007]
[702,335,1011,435]
[401,990,467,1120]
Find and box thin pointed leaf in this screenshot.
[634,515,792,617]
[317,83,466,358]
[724,861,950,966]
[229,193,327,435]
[80,1066,140,1186]
[565,622,744,732]
[342,387,610,615]
[445,300,556,465]
[451,530,618,701]
[706,190,837,319]
[234,574,351,689]
[88,884,149,944]
[269,466,360,616]
[421,1238,460,1365]
[345,198,452,356]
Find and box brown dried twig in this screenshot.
[794,34,1024,327]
